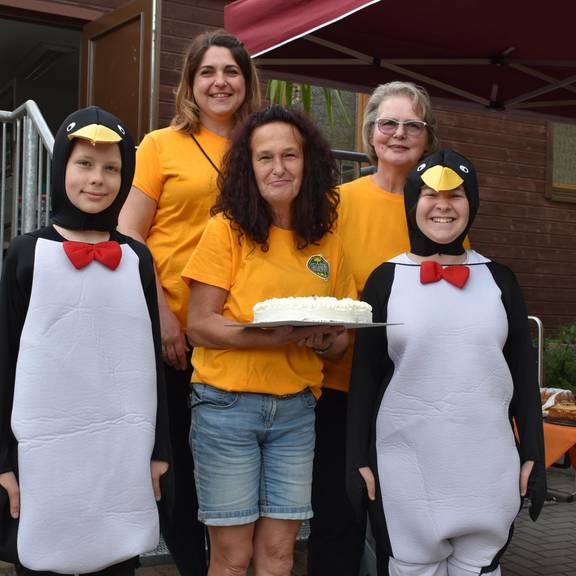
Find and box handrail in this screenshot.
[332,149,369,163]
[332,149,374,183]
[529,315,544,388]
[1,100,54,271]
[0,100,54,151]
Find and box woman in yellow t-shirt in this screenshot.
[183,106,355,576]
[308,81,441,576]
[118,30,260,576]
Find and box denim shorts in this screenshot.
[189,383,316,526]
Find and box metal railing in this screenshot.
[529,315,544,388]
[333,149,373,184]
[1,100,54,270]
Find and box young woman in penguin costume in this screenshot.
[347,149,546,576]
[0,106,170,575]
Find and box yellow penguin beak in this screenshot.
[421,165,463,192]
[68,124,122,145]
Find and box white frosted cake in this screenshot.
[252,296,372,324]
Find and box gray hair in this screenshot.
[362,81,439,166]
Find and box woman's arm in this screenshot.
[0,235,35,476]
[118,186,157,244]
[487,261,546,521]
[346,264,395,518]
[0,472,19,518]
[118,187,188,370]
[187,281,342,350]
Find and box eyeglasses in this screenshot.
[376,118,428,136]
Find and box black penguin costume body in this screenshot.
[0,107,169,572]
[346,150,546,576]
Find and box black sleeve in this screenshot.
[0,234,37,475]
[346,263,395,516]
[122,236,171,465]
[487,261,546,520]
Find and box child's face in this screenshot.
[65,140,122,214]
[416,185,469,245]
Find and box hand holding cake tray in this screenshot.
[228,296,398,328]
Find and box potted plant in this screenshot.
[543,324,576,393]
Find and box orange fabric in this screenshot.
[133,126,228,327]
[543,421,576,468]
[182,214,357,397]
[323,174,471,392]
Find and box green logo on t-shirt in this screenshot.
[307,255,330,281]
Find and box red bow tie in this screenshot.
[63,241,122,271]
[420,260,469,288]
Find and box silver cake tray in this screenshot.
[226,320,399,329]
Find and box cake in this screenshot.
[541,388,575,416]
[541,388,575,404]
[547,402,576,421]
[252,296,372,324]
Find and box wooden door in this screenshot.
[80,0,159,143]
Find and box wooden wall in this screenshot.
[435,102,576,331]
[2,0,125,22]
[8,0,228,127]
[158,0,227,127]
[47,0,124,11]
[10,0,574,332]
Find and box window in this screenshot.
[548,122,576,203]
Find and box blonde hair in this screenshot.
[171,29,261,134]
[362,81,439,165]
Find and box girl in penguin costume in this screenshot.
[346,149,546,576]
[0,106,170,575]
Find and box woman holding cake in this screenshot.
[118,30,261,576]
[347,149,546,576]
[308,81,441,576]
[182,105,355,576]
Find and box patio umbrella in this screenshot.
[225,0,576,119]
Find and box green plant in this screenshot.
[266,80,351,126]
[543,324,576,392]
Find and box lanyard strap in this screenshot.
[190,133,223,177]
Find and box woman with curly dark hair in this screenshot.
[182,106,355,576]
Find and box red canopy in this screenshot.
[225,0,576,119]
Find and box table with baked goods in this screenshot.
[544,421,576,468]
[540,389,576,468]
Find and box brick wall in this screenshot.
[435,102,576,330]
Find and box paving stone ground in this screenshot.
[1,467,574,576]
[499,466,576,576]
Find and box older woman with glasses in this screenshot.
[308,81,442,576]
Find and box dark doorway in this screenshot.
[0,17,80,133]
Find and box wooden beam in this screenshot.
[0,0,104,21]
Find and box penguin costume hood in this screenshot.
[51,106,135,232]
[404,149,479,256]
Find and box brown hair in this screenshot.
[213,106,339,251]
[171,29,261,133]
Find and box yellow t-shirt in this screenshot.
[324,174,471,392]
[182,214,357,397]
[324,175,409,392]
[133,126,228,327]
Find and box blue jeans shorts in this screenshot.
[189,383,317,526]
